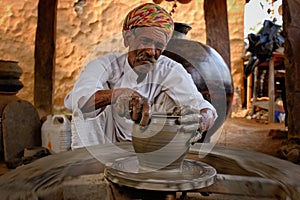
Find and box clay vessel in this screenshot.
[165,0,192,4]
[163,23,233,142]
[0,60,23,117]
[132,115,192,172]
[0,60,23,93]
[0,60,23,160]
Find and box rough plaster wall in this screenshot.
[0,0,244,114]
[227,1,245,103]
[0,0,38,104]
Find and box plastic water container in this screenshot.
[41,114,71,154]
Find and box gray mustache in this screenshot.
[136,54,156,63]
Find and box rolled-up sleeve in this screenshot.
[64,57,110,111]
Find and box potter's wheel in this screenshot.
[104,155,216,191]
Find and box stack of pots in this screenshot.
[0,60,23,159]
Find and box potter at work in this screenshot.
[3,0,300,199]
[64,3,217,150]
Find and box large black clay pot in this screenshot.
[163,23,233,142]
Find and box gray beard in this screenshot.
[136,73,147,83]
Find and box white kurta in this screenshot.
[65,52,216,149]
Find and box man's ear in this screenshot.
[123,31,134,47]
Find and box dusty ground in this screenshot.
[0,117,288,176]
[217,117,287,157]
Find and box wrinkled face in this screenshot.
[125,27,168,75]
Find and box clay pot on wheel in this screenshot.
[132,115,193,172]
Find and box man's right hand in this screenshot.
[112,88,151,127]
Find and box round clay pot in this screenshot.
[165,0,192,4]
[152,0,164,4]
[163,23,233,142]
[177,0,192,4]
[132,115,193,172]
[0,60,22,78]
[0,60,23,92]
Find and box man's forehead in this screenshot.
[133,27,168,43]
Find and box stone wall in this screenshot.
[0,0,245,115]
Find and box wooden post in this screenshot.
[283,0,300,140]
[34,0,58,117]
[251,67,258,116]
[204,0,231,69]
[246,74,252,110]
[268,58,275,123]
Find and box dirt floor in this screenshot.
[217,117,287,157]
[0,117,288,176]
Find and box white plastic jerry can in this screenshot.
[41,114,71,154]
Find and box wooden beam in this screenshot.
[204,0,231,68]
[34,0,58,117]
[283,0,300,140]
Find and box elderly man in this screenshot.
[65,3,217,149]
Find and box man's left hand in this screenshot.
[176,106,216,144]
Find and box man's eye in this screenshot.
[155,43,164,50]
[139,38,164,50]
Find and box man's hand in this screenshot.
[175,106,216,144]
[112,88,151,126]
[199,108,215,131]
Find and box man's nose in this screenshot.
[145,48,155,57]
[143,42,156,56]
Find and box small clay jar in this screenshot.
[165,0,192,4]
[132,115,192,172]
